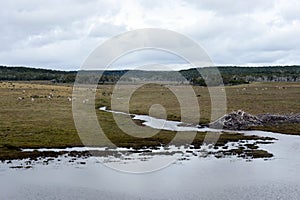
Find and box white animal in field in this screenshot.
[31,98,34,102]
[17,97,23,100]
[67,97,72,102]
[83,99,89,104]
[22,90,26,93]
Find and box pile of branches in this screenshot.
[210,110,300,130]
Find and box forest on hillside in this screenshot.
[0,65,299,86]
[181,66,300,86]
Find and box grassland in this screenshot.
[0,81,299,160]
[103,82,300,133]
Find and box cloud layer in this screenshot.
[0,0,299,70]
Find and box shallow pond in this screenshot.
[1,108,300,199]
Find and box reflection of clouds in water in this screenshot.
[1,127,300,199]
[5,108,283,172]
[1,134,300,200]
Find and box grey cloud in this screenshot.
[0,0,299,69]
[88,23,127,37]
[185,0,274,16]
[110,49,186,69]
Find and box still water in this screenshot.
[1,109,300,199]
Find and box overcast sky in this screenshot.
[1,0,300,70]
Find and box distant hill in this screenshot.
[0,66,76,83]
[181,65,300,86]
[1,65,299,85]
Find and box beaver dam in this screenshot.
[210,110,300,130]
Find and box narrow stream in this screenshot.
[1,107,300,199]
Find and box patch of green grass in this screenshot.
[95,82,300,132]
[0,81,299,160]
[250,123,300,135]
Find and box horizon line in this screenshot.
[1,64,300,72]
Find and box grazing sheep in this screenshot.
[31,98,34,102]
[17,97,23,100]
[83,99,89,104]
[67,97,72,102]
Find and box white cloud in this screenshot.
[0,0,300,70]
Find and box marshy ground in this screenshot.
[0,81,299,161]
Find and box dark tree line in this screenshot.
[1,65,299,86]
[180,66,300,86]
[0,66,76,83]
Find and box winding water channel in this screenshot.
[1,107,300,199]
